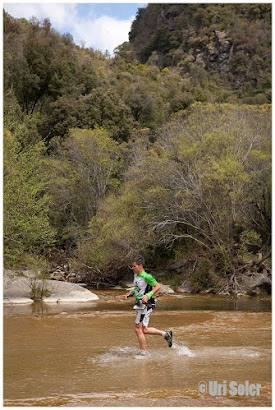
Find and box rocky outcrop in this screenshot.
[158,283,175,295]
[204,30,233,72]
[3,275,34,304]
[129,3,271,91]
[50,266,82,283]
[167,261,185,274]
[246,274,272,296]
[42,281,99,303]
[176,280,192,294]
[4,273,99,304]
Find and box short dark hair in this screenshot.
[132,257,145,266]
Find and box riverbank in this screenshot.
[49,257,272,297]
[4,267,271,310]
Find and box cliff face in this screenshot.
[129,4,271,90]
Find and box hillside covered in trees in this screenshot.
[3,4,271,293]
[129,3,271,104]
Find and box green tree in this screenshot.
[77,187,153,271]
[4,129,56,266]
[45,128,122,247]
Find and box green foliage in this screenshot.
[212,245,233,276]
[3,9,271,282]
[114,42,136,64]
[238,229,262,263]
[4,7,271,150]
[77,185,155,269]
[192,258,213,290]
[44,88,134,141]
[240,230,262,247]
[4,92,41,147]
[77,104,271,277]
[44,128,121,247]
[26,271,52,301]
[4,129,56,267]
[29,282,51,301]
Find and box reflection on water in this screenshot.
[3,290,271,317]
[4,292,272,406]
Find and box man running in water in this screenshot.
[125,257,173,358]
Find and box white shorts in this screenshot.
[135,307,153,327]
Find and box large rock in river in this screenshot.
[4,276,34,304]
[4,276,99,304]
[158,283,175,295]
[45,281,99,303]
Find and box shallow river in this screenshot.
[4,291,271,407]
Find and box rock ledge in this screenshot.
[4,276,99,304]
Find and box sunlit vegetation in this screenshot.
[4,6,271,290]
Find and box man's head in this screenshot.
[131,257,145,274]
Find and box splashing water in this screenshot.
[93,346,137,363]
[91,343,195,363]
[172,342,195,357]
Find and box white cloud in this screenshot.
[3,3,78,29]
[3,3,134,54]
[72,15,134,53]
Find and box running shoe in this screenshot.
[164,330,173,347]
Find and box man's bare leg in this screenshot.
[135,323,146,351]
[143,326,165,336]
[144,326,173,347]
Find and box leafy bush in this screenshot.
[4,129,56,267]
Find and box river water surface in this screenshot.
[4,291,271,407]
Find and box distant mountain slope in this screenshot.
[129,4,271,95]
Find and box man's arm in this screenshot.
[125,289,135,299]
[142,282,161,303]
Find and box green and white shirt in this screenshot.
[133,270,157,301]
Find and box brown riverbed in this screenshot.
[4,292,271,406]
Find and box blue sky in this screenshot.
[3,3,147,54]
